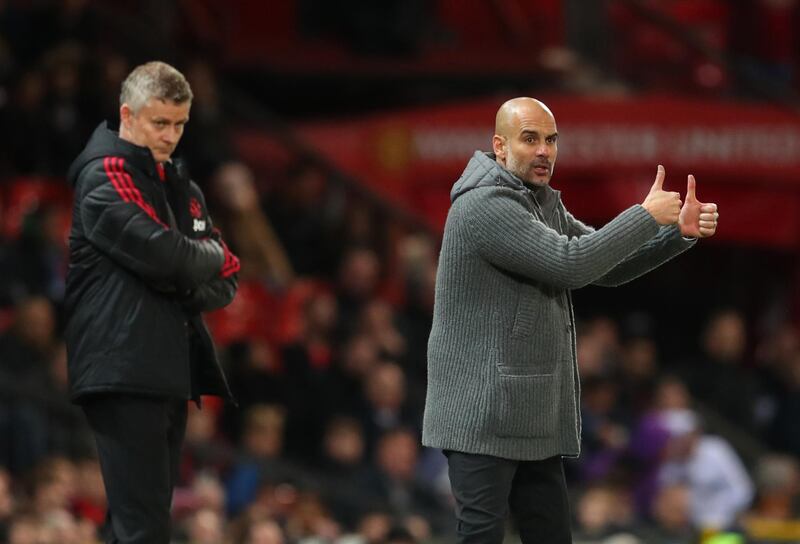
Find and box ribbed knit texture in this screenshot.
[422,151,695,461]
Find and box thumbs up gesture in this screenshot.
[678,175,719,238]
[642,165,682,225]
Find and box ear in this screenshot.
[492,134,506,162]
[119,103,133,131]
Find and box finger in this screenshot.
[699,227,715,236]
[699,213,718,221]
[687,175,697,201]
[700,203,717,212]
[699,220,716,228]
[652,164,665,191]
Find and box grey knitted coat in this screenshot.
[422,151,695,461]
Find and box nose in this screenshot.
[162,126,180,146]
[536,142,550,158]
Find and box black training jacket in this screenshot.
[65,122,239,403]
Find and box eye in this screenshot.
[525,136,534,143]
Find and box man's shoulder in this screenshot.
[451,185,529,220]
[453,184,527,207]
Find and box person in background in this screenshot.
[659,409,754,532]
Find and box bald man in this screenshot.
[422,98,718,543]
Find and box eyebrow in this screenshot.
[152,117,189,124]
[520,129,558,139]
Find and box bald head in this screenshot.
[495,97,555,138]
[492,97,558,186]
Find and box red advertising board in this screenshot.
[242,96,800,248]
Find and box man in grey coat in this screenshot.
[422,97,719,543]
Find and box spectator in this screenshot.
[243,518,285,544]
[572,484,641,543]
[646,484,696,544]
[658,409,754,531]
[182,60,234,179]
[282,290,340,460]
[746,454,800,520]
[184,506,225,544]
[360,363,419,450]
[7,514,41,544]
[765,349,800,457]
[627,376,693,516]
[43,45,89,176]
[336,247,381,338]
[265,164,336,277]
[71,458,105,529]
[29,457,77,517]
[314,416,370,528]
[181,403,236,482]
[211,161,294,287]
[0,204,68,305]
[360,428,448,538]
[0,297,58,472]
[225,404,301,517]
[579,375,629,482]
[358,299,407,363]
[0,467,14,541]
[1,70,50,174]
[616,313,660,415]
[327,333,380,416]
[222,340,287,441]
[678,309,763,434]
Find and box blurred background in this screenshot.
[1,0,800,543]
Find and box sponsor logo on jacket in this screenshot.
[190,198,206,231]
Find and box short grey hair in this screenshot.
[120,61,193,113]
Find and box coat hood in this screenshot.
[451,151,562,216]
[67,121,161,187]
[450,151,526,202]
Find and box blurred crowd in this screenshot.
[1,1,800,544]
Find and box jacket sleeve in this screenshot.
[461,188,660,289]
[78,157,225,290]
[560,207,696,287]
[180,186,240,314]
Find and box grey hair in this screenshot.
[120,61,193,113]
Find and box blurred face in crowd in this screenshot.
[377,430,418,481]
[187,508,224,544]
[652,484,691,531]
[577,487,617,534]
[247,519,285,544]
[339,248,380,299]
[0,469,14,518]
[120,98,190,163]
[9,516,41,544]
[493,97,558,186]
[704,310,746,363]
[366,363,406,411]
[323,418,364,466]
[16,296,56,352]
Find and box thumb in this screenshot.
[686,174,697,202]
[651,165,665,192]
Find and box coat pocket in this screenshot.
[494,373,560,438]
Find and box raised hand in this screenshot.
[679,174,718,238]
[642,165,682,225]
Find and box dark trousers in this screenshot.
[82,394,188,544]
[445,451,572,544]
